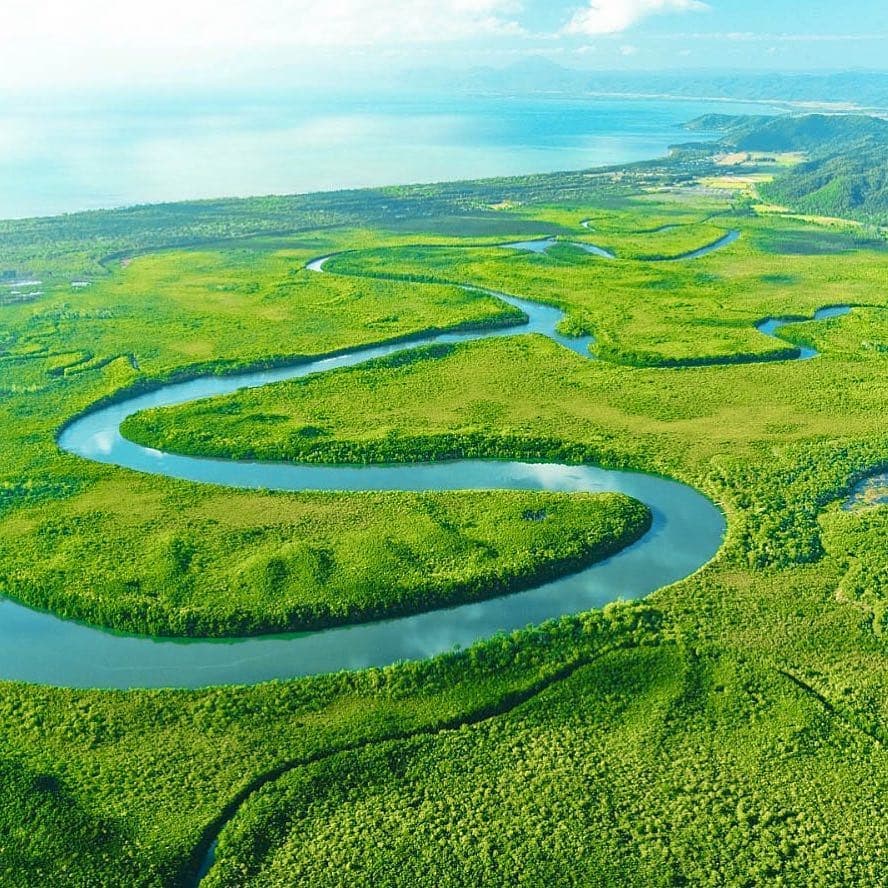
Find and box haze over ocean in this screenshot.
[0,93,773,220]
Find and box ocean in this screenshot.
[0,91,774,220]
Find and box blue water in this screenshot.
[44,271,725,689]
[36,233,845,691]
[756,305,851,360]
[0,92,773,220]
[502,238,616,259]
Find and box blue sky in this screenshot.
[534,0,888,69]
[1,1,885,92]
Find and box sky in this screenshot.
[1,0,886,93]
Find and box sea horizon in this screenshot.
[0,90,777,221]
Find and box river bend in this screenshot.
[4,229,850,688]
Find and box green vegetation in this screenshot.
[0,112,885,885]
[0,241,546,636]
[205,646,887,888]
[823,504,888,637]
[0,603,667,886]
[685,113,888,224]
[0,485,649,635]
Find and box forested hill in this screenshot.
[688,113,888,223]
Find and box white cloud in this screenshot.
[733,31,888,43]
[620,45,639,56]
[564,0,709,37]
[657,31,888,43]
[0,0,526,89]
[2,0,525,50]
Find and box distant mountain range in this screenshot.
[406,60,888,111]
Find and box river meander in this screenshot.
[7,230,853,689]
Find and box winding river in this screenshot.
[1,229,854,689]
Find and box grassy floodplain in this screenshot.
[0,124,886,885]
